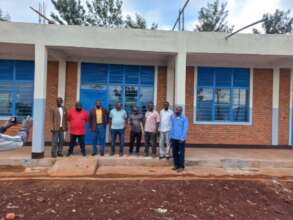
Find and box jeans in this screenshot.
[68,134,86,154]
[144,132,157,155]
[51,130,64,156]
[159,131,171,157]
[129,131,142,153]
[92,124,106,154]
[111,129,125,153]
[171,139,185,169]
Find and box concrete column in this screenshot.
[174,51,187,109]
[272,67,280,145]
[57,60,66,99]
[166,57,175,108]
[32,44,48,159]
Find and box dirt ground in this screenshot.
[0,179,293,220]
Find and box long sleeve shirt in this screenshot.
[170,115,189,141]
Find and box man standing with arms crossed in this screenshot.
[50,97,67,158]
[159,101,173,160]
[170,106,189,172]
[89,100,108,156]
[67,102,88,157]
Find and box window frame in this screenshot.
[0,60,34,119]
[193,66,253,125]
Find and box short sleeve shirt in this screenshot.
[110,109,127,129]
[129,113,144,133]
[144,110,160,133]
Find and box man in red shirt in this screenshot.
[67,102,88,157]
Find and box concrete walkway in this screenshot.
[0,146,293,178]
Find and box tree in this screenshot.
[86,0,123,27]
[254,9,293,34]
[195,0,233,32]
[0,9,10,21]
[51,0,88,25]
[124,13,158,30]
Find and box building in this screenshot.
[0,22,293,158]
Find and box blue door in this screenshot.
[80,62,155,144]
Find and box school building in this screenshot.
[0,22,293,158]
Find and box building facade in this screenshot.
[0,22,293,158]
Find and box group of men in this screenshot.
[51,97,189,171]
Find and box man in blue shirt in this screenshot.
[170,106,189,172]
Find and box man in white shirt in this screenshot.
[159,101,173,160]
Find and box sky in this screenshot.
[0,0,292,32]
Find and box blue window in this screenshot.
[0,60,34,117]
[196,67,250,122]
[80,63,154,113]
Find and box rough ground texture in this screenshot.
[0,179,293,220]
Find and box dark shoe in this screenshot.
[66,152,72,157]
[110,152,115,156]
[159,156,165,160]
[166,156,170,160]
[92,153,97,156]
[172,167,177,171]
[144,152,149,157]
[57,153,64,157]
[119,152,124,157]
[100,152,104,156]
[176,168,184,173]
[82,152,86,157]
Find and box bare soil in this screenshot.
[0,179,293,220]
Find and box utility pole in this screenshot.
[172,0,191,31]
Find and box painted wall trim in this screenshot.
[57,60,66,99]
[154,65,158,107]
[289,68,293,145]
[76,61,81,101]
[193,66,198,123]
[272,67,280,145]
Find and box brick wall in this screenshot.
[185,67,273,145]
[279,68,291,145]
[44,61,59,142]
[65,62,78,110]
[156,66,167,111]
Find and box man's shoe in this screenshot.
[92,152,97,156]
[57,153,64,157]
[110,152,115,156]
[166,156,170,160]
[82,152,86,157]
[144,152,149,157]
[172,167,177,171]
[159,156,165,160]
[66,152,72,157]
[176,168,184,173]
[119,152,124,157]
[100,152,104,157]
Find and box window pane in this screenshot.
[15,82,33,116]
[215,88,230,121]
[125,86,138,112]
[108,86,123,110]
[215,68,232,87]
[139,87,153,113]
[196,88,213,121]
[0,81,12,115]
[232,88,249,122]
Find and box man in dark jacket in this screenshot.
[89,100,108,156]
[50,97,68,157]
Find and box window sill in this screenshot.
[194,121,252,126]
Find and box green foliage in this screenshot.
[0,9,10,22]
[51,0,157,29]
[195,0,233,32]
[51,0,88,25]
[86,0,123,27]
[254,9,293,34]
